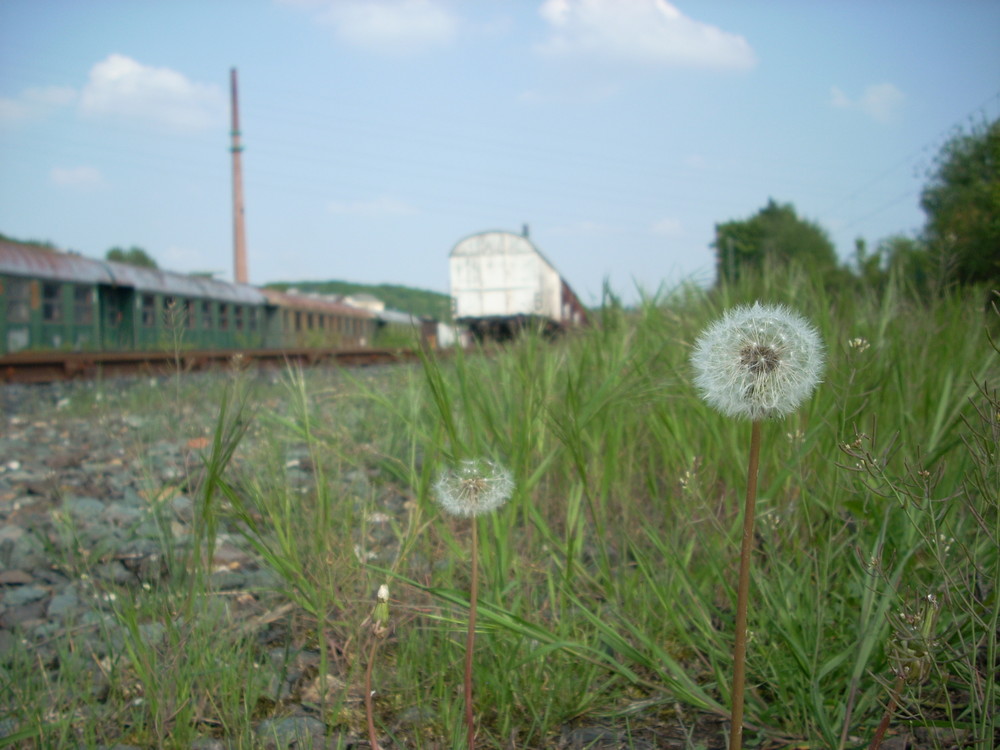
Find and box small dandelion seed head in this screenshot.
[433,458,514,518]
[691,302,824,421]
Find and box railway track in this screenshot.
[0,346,422,384]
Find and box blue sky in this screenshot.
[1,1,998,304]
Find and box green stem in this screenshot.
[730,420,762,750]
[365,639,381,750]
[465,520,479,749]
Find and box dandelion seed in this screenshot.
[691,302,824,421]
[433,458,514,518]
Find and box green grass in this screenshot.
[2,268,997,748]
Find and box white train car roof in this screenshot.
[449,230,586,324]
[449,230,557,320]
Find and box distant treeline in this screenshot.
[265,280,451,321]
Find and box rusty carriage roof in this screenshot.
[260,288,374,318]
[0,239,266,304]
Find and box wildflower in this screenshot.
[433,458,514,518]
[888,593,940,683]
[848,336,870,352]
[691,302,824,421]
[372,584,390,639]
[433,457,514,748]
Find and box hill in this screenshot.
[264,280,451,321]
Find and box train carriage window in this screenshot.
[6,278,31,323]
[235,305,244,332]
[248,308,258,332]
[219,303,229,331]
[202,300,212,329]
[141,294,156,327]
[295,311,302,332]
[182,299,194,328]
[73,285,94,324]
[42,283,63,322]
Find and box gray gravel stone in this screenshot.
[2,584,49,607]
[255,716,327,749]
[64,496,106,519]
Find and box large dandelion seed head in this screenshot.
[691,302,824,421]
[433,458,514,518]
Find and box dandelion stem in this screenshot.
[868,673,906,750]
[730,419,762,750]
[365,639,381,750]
[465,519,479,749]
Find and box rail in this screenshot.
[0,347,423,384]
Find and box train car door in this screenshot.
[99,285,134,350]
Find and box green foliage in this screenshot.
[0,231,58,250]
[920,116,1000,285]
[6,269,996,747]
[266,279,451,321]
[853,233,940,297]
[105,245,159,268]
[712,199,839,285]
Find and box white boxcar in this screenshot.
[449,229,587,339]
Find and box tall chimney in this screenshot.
[230,68,248,284]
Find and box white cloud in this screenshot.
[306,0,458,54]
[536,0,756,69]
[50,165,105,189]
[327,195,418,217]
[0,85,76,125]
[830,83,904,123]
[651,217,682,236]
[79,54,225,132]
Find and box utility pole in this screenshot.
[230,67,248,284]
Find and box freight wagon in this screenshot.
[449,228,588,340]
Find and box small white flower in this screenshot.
[433,458,514,518]
[691,302,824,421]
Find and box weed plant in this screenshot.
[2,267,996,748]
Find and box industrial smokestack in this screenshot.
[230,68,248,284]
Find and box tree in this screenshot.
[920,116,1000,286]
[106,246,158,269]
[712,199,838,284]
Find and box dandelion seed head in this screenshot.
[691,302,824,421]
[433,458,514,518]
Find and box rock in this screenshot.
[0,569,33,585]
[63,496,106,519]
[2,584,49,607]
[254,716,327,749]
[92,561,134,586]
[0,597,48,628]
[47,585,80,620]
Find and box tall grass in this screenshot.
[4,269,996,748]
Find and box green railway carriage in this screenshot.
[260,288,375,349]
[1,239,381,359]
[1,239,268,355]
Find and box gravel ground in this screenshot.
[0,376,343,749]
